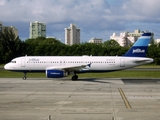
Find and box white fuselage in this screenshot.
[4,56,153,73]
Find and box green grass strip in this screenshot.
[0,70,160,78]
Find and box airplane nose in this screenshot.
[4,64,9,70]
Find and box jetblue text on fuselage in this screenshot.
[29,58,39,61]
[132,49,145,53]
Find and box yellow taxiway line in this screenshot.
[118,88,132,108]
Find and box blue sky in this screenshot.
[1,0,160,42]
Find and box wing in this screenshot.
[45,64,90,72]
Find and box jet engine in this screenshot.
[46,69,68,78]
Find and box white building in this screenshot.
[29,21,46,39]
[65,24,80,45]
[128,29,143,37]
[89,37,103,44]
[110,29,144,47]
[155,39,160,44]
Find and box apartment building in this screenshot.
[65,24,80,45]
[110,29,151,47]
[29,21,46,39]
[88,37,103,44]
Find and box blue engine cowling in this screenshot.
[46,69,68,78]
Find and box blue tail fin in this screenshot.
[124,32,151,57]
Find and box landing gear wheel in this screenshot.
[75,75,78,80]
[23,72,27,80]
[71,75,78,81]
[23,76,26,80]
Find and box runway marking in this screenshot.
[118,88,132,108]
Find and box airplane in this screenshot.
[4,32,153,80]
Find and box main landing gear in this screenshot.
[23,72,27,80]
[71,74,78,81]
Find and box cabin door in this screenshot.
[21,58,26,67]
[120,58,125,67]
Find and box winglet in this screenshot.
[124,32,151,57]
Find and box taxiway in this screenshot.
[0,78,160,120]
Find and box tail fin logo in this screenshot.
[132,49,145,53]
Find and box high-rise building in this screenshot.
[29,21,46,39]
[65,24,80,45]
[0,22,18,38]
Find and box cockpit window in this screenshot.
[11,61,16,63]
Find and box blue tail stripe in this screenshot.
[133,37,151,46]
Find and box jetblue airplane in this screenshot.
[4,32,153,80]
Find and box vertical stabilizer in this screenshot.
[124,32,151,57]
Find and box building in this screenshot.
[0,22,2,36]
[0,22,18,38]
[88,37,103,44]
[155,39,160,44]
[110,29,152,47]
[29,21,46,39]
[128,29,143,37]
[110,32,129,46]
[65,23,80,45]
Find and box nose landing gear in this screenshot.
[23,72,27,80]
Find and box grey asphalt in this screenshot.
[1,78,160,120]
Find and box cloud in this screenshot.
[0,0,160,41]
[121,0,160,22]
[1,0,159,25]
[0,0,109,22]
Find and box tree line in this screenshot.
[0,30,160,65]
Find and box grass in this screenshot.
[0,70,46,78]
[135,65,160,68]
[0,70,160,78]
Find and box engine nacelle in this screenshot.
[46,69,68,78]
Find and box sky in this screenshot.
[1,0,160,43]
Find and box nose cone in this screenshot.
[4,63,9,70]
